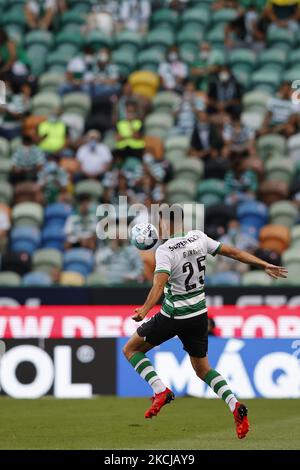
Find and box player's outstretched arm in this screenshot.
[218,244,288,280]
[132,272,169,322]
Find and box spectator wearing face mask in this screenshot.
[190,42,222,92]
[93,48,121,98]
[37,110,69,155]
[208,65,242,120]
[158,46,188,92]
[59,46,96,97]
[224,3,263,50]
[76,130,113,180]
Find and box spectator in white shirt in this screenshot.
[76,130,112,179]
[158,46,188,92]
[118,0,151,33]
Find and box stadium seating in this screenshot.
[10,226,41,255]
[23,271,53,286]
[259,224,290,254]
[0,271,21,286]
[63,248,94,277]
[33,248,63,273]
[242,271,273,286]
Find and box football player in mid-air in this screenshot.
[123,206,288,439]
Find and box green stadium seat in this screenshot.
[0,137,10,158]
[282,246,300,269]
[229,48,256,72]
[267,26,295,50]
[242,271,273,286]
[177,27,204,48]
[173,158,204,183]
[26,44,48,76]
[137,48,164,72]
[288,133,300,162]
[74,179,103,200]
[242,90,271,113]
[33,248,63,273]
[111,49,136,77]
[67,0,92,13]
[12,202,44,228]
[46,50,71,72]
[31,92,61,116]
[251,68,281,94]
[146,29,175,51]
[257,134,286,160]
[151,8,178,29]
[0,272,21,287]
[152,91,181,113]
[165,135,190,156]
[288,48,300,66]
[291,225,300,247]
[62,92,91,118]
[25,30,53,48]
[283,66,300,83]
[144,112,174,136]
[180,7,211,29]
[269,201,298,228]
[60,10,86,28]
[265,158,294,185]
[197,179,227,207]
[84,30,112,51]
[38,72,65,93]
[0,181,13,205]
[1,7,26,35]
[114,31,143,53]
[55,30,83,49]
[179,45,198,65]
[258,48,287,70]
[166,178,197,204]
[212,8,238,26]
[0,159,12,181]
[85,272,109,286]
[206,25,225,48]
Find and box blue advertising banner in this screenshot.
[117,338,300,398]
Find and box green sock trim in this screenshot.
[222,389,233,401]
[145,370,157,383]
[204,369,220,386]
[214,380,227,394]
[137,360,152,374]
[129,352,146,368]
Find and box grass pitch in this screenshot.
[0,397,299,450]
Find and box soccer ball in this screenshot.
[130,223,159,251]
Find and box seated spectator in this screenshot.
[84,1,118,36]
[263,0,300,31]
[260,81,300,137]
[0,29,31,88]
[0,209,10,254]
[207,65,242,120]
[0,81,31,141]
[218,219,258,273]
[223,118,256,159]
[174,80,205,136]
[225,158,258,206]
[95,237,144,284]
[25,0,66,30]
[114,81,150,122]
[64,195,97,250]
[37,110,69,155]
[1,251,32,275]
[190,42,221,92]
[59,51,95,97]
[189,108,225,159]
[117,0,151,33]
[224,3,264,49]
[135,172,165,204]
[158,46,188,92]
[10,134,46,184]
[143,147,174,184]
[115,101,145,160]
[76,130,112,179]
[93,48,121,98]
[37,160,69,204]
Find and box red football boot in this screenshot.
[145,388,175,419]
[233,402,250,439]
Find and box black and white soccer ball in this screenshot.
[130,223,159,251]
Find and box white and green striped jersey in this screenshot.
[155,230,221,319]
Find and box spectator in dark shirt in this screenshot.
[190,109,224,160]
[208,65,242,120]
